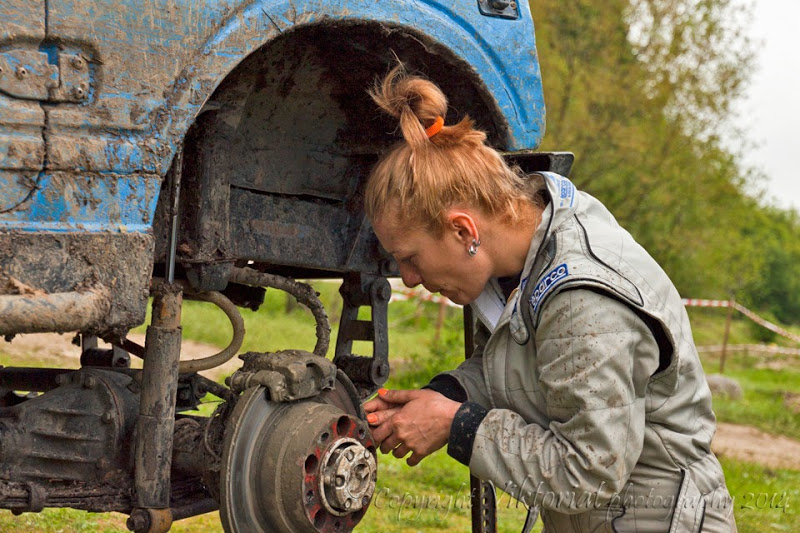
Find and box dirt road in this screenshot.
[711,422,800,470]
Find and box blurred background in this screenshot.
[531,0,799,327]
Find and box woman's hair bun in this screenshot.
[364,61,542,236]
[369,62,451,149]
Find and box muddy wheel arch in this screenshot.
[153,21,529,287]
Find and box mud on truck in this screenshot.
[0,1,572,531]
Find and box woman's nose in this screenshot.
[398,264,422,288]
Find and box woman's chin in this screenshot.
[439,289,454,301]
[443,291,472,306]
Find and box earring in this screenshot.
[468,238,481,257]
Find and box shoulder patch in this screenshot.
[542,172,576,208]
[530,263,569,313]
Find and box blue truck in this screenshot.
[0,1,570,531]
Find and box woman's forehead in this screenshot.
[371,214,402,248]
[373,215,429,254]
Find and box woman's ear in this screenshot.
[444,209,479,246]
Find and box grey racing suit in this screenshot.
[429,173,736,532]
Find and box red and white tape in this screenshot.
[682,299,800,344]
[681,299,731,308]
[732,303,800,344]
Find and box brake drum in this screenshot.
[220,379,377,532]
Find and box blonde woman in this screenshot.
[362,65,736,532]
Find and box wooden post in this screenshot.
[720,297,735,373]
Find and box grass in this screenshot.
[688,307,800,441]
[1,285,799,531]
[704,361,800,440]
[720,457,800,531]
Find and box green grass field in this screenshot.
[1,284,798,531]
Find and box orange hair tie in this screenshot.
[425,116,444,138]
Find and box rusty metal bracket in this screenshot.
[126,507,173,533]
[50,53,92,103]
[332,273,391,398]
[227,349,337,401]
[471,478,498,533]
[0,49,92,103]
[0,50,58,100]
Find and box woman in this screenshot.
[362,64,736,532]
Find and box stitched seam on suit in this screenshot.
[537,329,643,342]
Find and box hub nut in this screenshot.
[319,438,377,516]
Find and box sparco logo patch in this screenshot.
[530,264,569,312]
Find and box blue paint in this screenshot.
[38,43,59,65]
[0,174,160,233]
[102,138,151,174]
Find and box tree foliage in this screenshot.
[529,0,800,324]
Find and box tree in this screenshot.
[744,207,800,324]
[527,0,793,313]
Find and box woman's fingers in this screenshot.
[406,452,425,467]
[362,396,394,413]
[379,432,401,455]
[365,407,402,445]
[377,388,422,404]
[363,388,418,412]
[365,407,400,426]
[365,388,461,466]
[392,443,411,459]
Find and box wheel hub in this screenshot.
[319,438,376,515]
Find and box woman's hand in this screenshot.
[363,389,461,466]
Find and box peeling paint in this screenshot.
[0,172,160,232]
